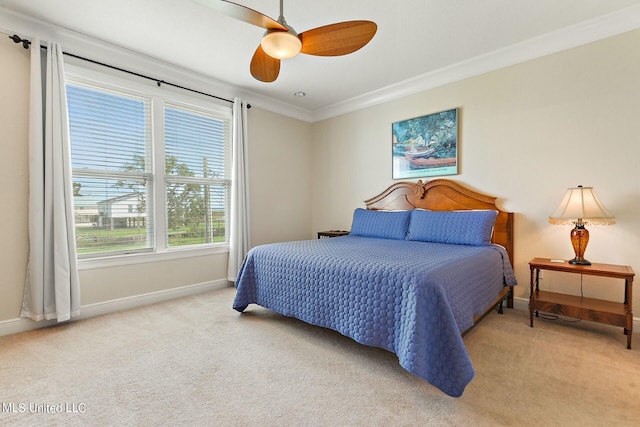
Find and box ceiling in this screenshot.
[2,0,640,117]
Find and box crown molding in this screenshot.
[3,4,640,124]
[311,3,640,122]
[0,7,313,122]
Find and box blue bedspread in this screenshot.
[233,235,517,397]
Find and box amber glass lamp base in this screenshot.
[568,225,591,265]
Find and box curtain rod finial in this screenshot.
[9,34,31,49]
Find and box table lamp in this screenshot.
[548,185,615,265]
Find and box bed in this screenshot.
[233,179,516,397]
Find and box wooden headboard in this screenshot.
[364,179,514,265]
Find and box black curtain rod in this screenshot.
[9,34,250,108]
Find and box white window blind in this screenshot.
[164,103,231,247]
[67,83,153,256]
[66,72,232,260]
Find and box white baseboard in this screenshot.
[0,279,232,337]
[3,290,637,338]
[513,296,529,311]
[512,296,640,330]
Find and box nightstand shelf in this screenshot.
[529,257,635,349]
[533,290,628,325]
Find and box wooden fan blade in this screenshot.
[193,0,286,30]
[299,21,377,56]
[250,45,281,82]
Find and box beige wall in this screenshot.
[3,27,640,325]
[0,36,313,324]
[0,36,30,320]
[246,108,313,246]
[311,29,640,307]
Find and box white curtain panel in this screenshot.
[227,98,250,281]
[21,40,81,322]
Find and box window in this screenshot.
[164,103,230,247]
[66,70,231,260]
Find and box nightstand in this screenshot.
[317,230,349,239]
[529,257,635,349]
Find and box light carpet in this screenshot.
[1,286,639,426]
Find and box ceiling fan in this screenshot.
[195,0,377,83]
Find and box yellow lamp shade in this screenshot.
[549,185,615,265]
[261,29,301,59]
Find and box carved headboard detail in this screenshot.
[364,179,514,265]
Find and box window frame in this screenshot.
[65,63,231,270]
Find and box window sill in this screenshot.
[77,245,229,270]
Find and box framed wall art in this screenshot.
[392,108,458,179]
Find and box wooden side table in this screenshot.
[317,230,350,239]
[529,257,635,349]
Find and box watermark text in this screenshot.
[2,402,86,414]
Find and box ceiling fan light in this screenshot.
[261,29,301,59]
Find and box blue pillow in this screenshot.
[406,210,498,246]
[349,208,411,240]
